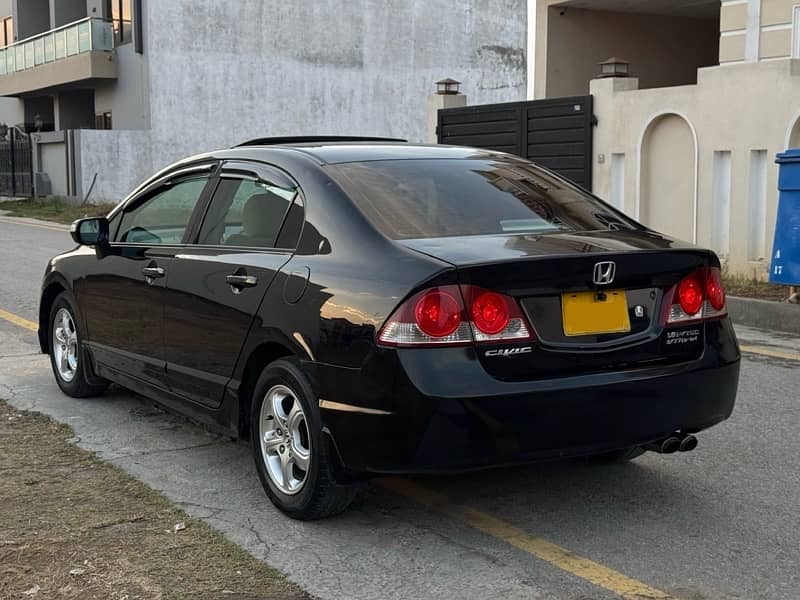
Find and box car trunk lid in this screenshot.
[399,231,716,381]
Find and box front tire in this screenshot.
[250,359,358,520]
[48,292,108,398]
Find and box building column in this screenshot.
[425,93,467,144]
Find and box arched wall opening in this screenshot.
[639,113,697,243]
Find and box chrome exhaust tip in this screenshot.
[678,433,698,452]
[644,436,681,454]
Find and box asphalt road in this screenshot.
[1,217,799,600]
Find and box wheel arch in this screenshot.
[38,276,70,353]
[235,341,298,439]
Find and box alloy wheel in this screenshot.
[259,384,311,495]
[53,308,78,383]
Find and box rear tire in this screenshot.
[48,292,108,398]
[250,358,358,520]
[586,446,645,464]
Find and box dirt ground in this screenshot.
[722,275,793,302]
[0,400,309,600]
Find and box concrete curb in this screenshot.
[0,212,70,231]
[728,295,800,335]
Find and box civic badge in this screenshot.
[593,261,616,286]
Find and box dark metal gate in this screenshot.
[0,127,33,196]
[437,95,594,190]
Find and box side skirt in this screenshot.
[94,362,240,440]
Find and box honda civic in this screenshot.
[39,137,740,519]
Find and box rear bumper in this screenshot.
[317,320,740,474]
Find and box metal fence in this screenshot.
[0,127,33,196]
[438,95,595,190]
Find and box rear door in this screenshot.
[162,160,304,407]
[78,164,216,388]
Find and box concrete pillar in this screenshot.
[425,93,467,144]
[589,76,640,204]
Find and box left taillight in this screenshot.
[664,267,727,325]
[378,285,472,347]
[378,284,532,347]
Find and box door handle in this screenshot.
[142,266,165,282]
[226,274,258,289]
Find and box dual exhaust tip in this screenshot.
[644,432,697,454]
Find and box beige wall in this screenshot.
[719,33,747,63]
[591,59,800,277]
[720,0,796,63]
[544,7,719,97]
[761,0,795,27]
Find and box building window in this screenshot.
[107,0,132,45]
[1,16,13,48]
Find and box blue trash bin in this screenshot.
[769,149,800,285]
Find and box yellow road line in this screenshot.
[0,308,38,332]
[382,478,673,600]
[740,345,800,362]
[0,216,69,233]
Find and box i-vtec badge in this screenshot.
[485,347,533,357]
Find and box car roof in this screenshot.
[235,142,502,165]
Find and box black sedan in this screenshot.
[39,137,740,520]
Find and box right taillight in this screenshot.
[665,267,727,325]
[378,284,533,347]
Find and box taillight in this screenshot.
[665,267,727,325]
[378,284,532,347]
[378,285,472,346]
[677,273,703,316]
[705,267,726,315]
[471,291,510,335]
[461,285,531,343]
[414,289,462,338]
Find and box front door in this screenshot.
[162,161,304,407]
[78,167,216,389]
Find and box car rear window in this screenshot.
[328,158,637,240]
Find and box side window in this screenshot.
[198,177,298,248]
[117,178,208,244]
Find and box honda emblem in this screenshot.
[593,261,616,286]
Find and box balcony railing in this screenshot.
[0,17,114,77]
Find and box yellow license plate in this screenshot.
[562,290,631,337]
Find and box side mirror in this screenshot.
[70,217,109,246]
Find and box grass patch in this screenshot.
[0,400,309,600]
[0,198,117,225]
[722,274,791,302]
